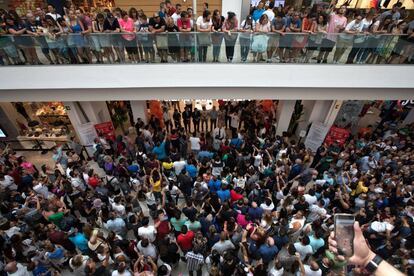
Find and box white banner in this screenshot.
[77,122,98,156]
[304,121,330,153]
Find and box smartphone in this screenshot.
[334,214,355,257]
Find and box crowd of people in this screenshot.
[0,99,413,276]
[0,0,413,65]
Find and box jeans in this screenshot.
[201,119,208,132]
[239,36,251,61]
[210,118,217,131]
[198,45,208,62]
[212,33,223,61]
[347,41,365,63]
[225,37,237,61]
[189,270,202,276]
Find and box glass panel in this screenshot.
[0,32,412,65]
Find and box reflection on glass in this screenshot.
[0,32,412,65]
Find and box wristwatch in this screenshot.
[365,254,383,273]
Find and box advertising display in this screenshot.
[94,121,116,141]
[325,126,351,147]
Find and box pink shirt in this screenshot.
[119,17,135,41]
[327,13,347,42]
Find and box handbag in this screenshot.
[252,34,269,53]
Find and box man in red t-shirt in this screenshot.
[177,11,192,62]
[177,225,194,253]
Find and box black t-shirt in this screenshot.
[165,25,179,32]
[103,18,120,31]
[25,21,41,33]
[149,17,166,29]
[93,265,111,276]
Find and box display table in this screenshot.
[17,135,70,152]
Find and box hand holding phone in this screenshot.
[334,214,355,258]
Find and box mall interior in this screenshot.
[0,0,414,275]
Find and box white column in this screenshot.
[130,101,148,124]
[276,100,296,136]
[295,100,315,137]
[308,100,333,124]
[222,0,242,22]
[403,108,414,125]
[0,103,20,139]
[63,101,112,150]
[324,100,343,127]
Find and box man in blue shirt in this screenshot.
[208,175,221,192]
[152,139,167,160]
[197,150,214,161]
[68,228,89,254]
[252,1,265,22]
[185,160,198,179]
[217,184,230,202]
[248,201,263,222]
[258,237,279,264]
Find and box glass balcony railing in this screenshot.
[0,32,413,65]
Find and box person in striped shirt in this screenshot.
[185,247,204,276]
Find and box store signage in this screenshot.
[304,122,330,152]
[94,122,116,141]
[400,100,414,107]
[325,126,350,147]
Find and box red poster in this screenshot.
[325,126,350,147]
[94,122,116,141]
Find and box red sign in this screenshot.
[94,122,116,141]
[325,126,350,147]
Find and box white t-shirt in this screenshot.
[263,9,275,22]
[294,242,313,261]
[172,13,180,24]
[112,203,126,216]
[0,175,17,190]
[269,266,284,276]
[297,265,322,276]
[111,270,132,276]
[230,114,239,128]
[173,161,187,175]
[137,225,157,242]
[196,16,212,30]
[308,204,327,222]
[190,137,201,150]
[254,154,263,167]
[7,263,31,276]
[304,194,318,205]
[371,221,394,233]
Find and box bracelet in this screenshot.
[365,254,383,273]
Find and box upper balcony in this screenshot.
[0,31,413,100]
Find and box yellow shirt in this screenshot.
[150,178,162,192]
[351,181,368,196]
[163,161,174,170]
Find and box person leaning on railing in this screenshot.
[222,11,238,62]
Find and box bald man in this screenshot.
[4,261,31,276]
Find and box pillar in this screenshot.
[222,0,242,22]
[130,100,148,124]
[276,100,296,136]
[63,101,112,153]
[324,100,343,127]
[0,103,20,140]
[403,108,414,125]
[295,100,316,137]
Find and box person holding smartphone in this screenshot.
[329,221,405,276]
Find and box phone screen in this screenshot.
[334,214,355,257]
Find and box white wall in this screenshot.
[276,100,296,136]
[130,101,148,124]
[221,0,242,22]
[1,64,413,92]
